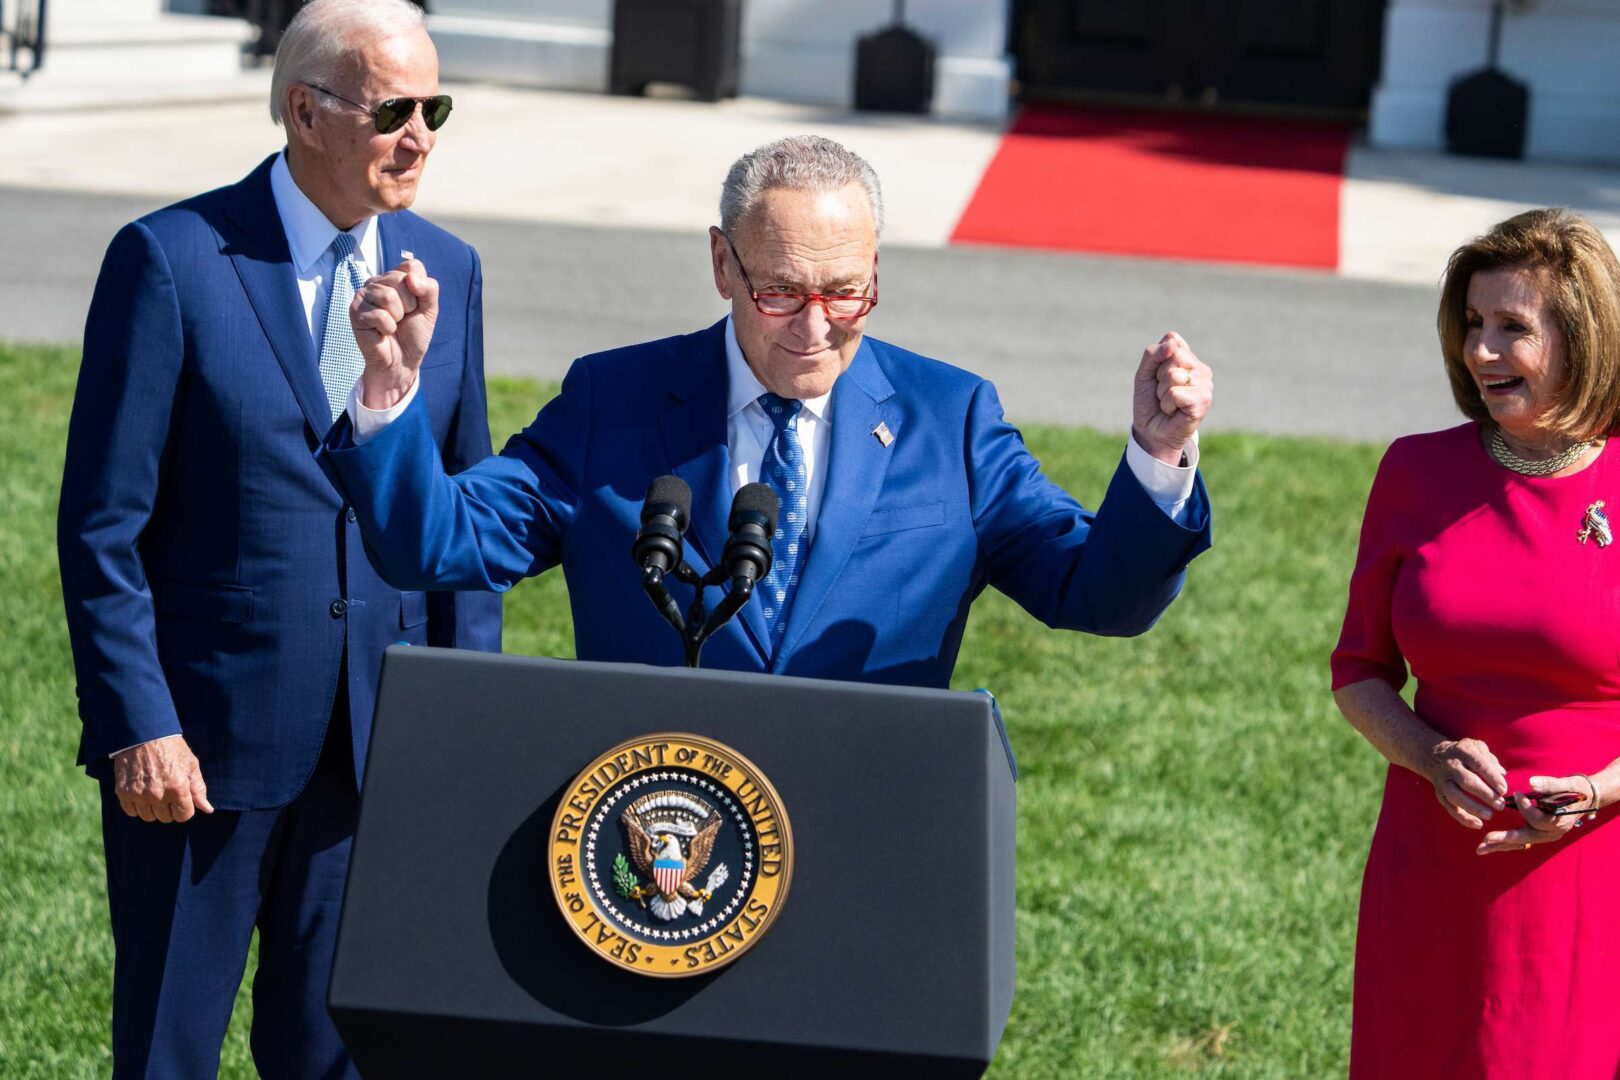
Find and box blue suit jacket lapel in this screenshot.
[777,340,898,666]
[223,154,332,440]
[658,322,772,665]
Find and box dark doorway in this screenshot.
[1012,0,1388,115]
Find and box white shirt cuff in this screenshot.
[1125,430,1199,526]
[349,372,421,445]
[108,733,183,759]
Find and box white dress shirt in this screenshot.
[721,320,834,542]
[269,150,380,349]
[351,316,1199,526]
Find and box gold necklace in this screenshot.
[1488,425,1594,477]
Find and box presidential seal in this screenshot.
[548,734,793,978]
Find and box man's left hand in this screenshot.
[1132,332,1213,466]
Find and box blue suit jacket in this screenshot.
[58,154,503,809]
[324,321,1208,686]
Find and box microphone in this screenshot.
[691,483,778,647]
[632,475,692,576]
[722,483,777,592]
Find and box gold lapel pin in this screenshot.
[872,422,894,447]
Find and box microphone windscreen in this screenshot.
[730,482,778,535]
[643,475,692,527]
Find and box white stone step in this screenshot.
[46,12,251,46]
[32,13,254,83]
[45,0,166,25]
[0,65,269,115]
[432,0,610,27]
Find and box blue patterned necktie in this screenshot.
[318,231,369,423]
[757,392,808,657]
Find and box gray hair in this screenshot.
[719,135,885,241]
[270,0,427,125]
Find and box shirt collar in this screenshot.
[723,316,833,424]
[269,150,378,276]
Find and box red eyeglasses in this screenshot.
[720,231,877,320]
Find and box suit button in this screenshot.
[346,507,358,523]
[330,599,348,618]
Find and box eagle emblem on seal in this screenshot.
[616,792,731,921]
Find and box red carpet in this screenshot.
[951,105,1349,269]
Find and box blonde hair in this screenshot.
[1439,208,1620,441]
[269,0,426,125]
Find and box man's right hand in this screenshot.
[350,258,439,411]
[112,736,213,823]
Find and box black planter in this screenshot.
[1446,67,1529,159]
[610,0,742,103]
[854,24,936,114]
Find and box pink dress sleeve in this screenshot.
[1331,442,1411,692]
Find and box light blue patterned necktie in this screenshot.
[318,231,368,424]
[758,392,808,658]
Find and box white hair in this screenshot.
[719,135,885,242]
[270,0,426,125]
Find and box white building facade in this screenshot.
[54,1,1618,163]
[1370,0,1620,162]
[428,0,1014,121]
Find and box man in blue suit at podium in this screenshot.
[326,135,1212,686]
[57,1,500,1074]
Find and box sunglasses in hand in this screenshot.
[1506,790,1588,815]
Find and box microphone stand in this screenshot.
[641,561,756,668]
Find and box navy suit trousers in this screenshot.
[100,708,360,1080]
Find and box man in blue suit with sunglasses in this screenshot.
[326,134,1212,690]
[57,1,499,1074]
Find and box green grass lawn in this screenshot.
[0,342,1389,1077]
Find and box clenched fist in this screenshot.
[1132,332,1213,465]
[350,258,439,410]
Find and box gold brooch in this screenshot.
[1578,501,1612,546]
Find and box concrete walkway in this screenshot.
[3,84,1617,441]
[0,182,1454,442]
[4,84,1619,282]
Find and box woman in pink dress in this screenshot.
[1333,208,1620,1077]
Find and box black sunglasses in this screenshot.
[304,83,452,134]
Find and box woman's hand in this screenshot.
[1425,738,1508,829]
[1477,773,1598,855]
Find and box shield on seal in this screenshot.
[653,839,685,896]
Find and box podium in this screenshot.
[329,647,1017,1076]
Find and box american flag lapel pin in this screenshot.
[872,422,894,447]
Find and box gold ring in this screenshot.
[1524,842,1532,850]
